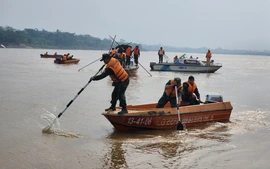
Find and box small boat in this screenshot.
[124,61,139,76]
[54,58,80,64]
[40,54,64,58]
[150,54,222,73]
[125,65,139,76]
[102,94,233,131]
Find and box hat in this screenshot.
[100,53,111,61]
[174,77,181,86]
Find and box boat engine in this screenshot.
[204,94,223,104]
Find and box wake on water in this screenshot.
[40,109,79,138]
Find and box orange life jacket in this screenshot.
[184,81,197,93]
[106,58,128,82]
[63,55,67,61]
[164,80,182,97]
[206,51,212,58]
[158,49,164,55]
[133,48,139,55]
[126,47,132,56]
[110,49,115,54]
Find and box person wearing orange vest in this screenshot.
[205,49,212,65]
[110,48,116,56]
[90,53,129,114]
[182,76,201,105]
[125,46,132,67]
[158,47,165,63]
[132,45,140,66]
[156,78,182,108]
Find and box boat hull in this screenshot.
[150,62,221,73]
[102,102,233,131]
[125,65,139,76]
[54,58,80,64]
[40,54,63,58]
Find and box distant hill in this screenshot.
[0,26,269,56]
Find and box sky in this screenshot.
[1,0,269,51]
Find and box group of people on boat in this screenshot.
[110,45,140,68]
[55,53,73,61]
[156,75,201,108]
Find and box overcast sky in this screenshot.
[1,0,269,50]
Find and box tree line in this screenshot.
[0,26,269,56]
[0,26,139,50]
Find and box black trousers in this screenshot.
[156,93,177,108]
[134,54,139,65]
[126,56,131,66]
[159,55,163,63]
[182,94,200,105]
[110,79,129,109]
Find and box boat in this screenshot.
[102,94,233,131]
[124,60,139,76]
[150,54,222,73]
[40,54,64,58]
[54,58,80,64]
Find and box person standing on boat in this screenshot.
[182,76,201,105]
[90,53,129,114]
[156,78,182,108]
[132,45,140,66]
[158,47,165,63]
[206,49,212,65]
[125,46,132,67]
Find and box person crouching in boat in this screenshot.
[156,78,182,108]
[90,53,129,114]
[182,76,201,105]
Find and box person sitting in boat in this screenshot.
[54,52,57,55]
[62,54,67,61]
[182,76,201,105]
[190,56,193,59]
[156,78,182,108]
[44,52,48,55]
[184,60,189,64]
[90,53,129,115]
[173,55,178,62]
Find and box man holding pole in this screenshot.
[90,53,129,114]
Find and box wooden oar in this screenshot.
[46,64,105,129]
[175,86,184,130]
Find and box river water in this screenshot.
[0,48,269,169]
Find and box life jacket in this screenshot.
[63,55,67,61]
[206,51,212,58]
[106,58,128,82]
[158,49,164,55]
[164,80,182,97]
[126,47,132,56]
[183,81,197,94]
[133,48,139,55]
[110,49,115,54]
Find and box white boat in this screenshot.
[150,54,222,73]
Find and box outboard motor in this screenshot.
[204,94,223,104]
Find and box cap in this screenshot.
[174,77,181,86]
[100,53,111,61]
